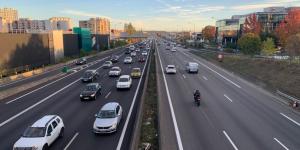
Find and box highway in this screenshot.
[0,44,150,150]
[156,39,300,150]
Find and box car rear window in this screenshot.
[119,78,129,82]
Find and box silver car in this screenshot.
[93,102,123,134]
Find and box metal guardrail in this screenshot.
[277,90,300,103]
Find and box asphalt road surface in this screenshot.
[156,39,300,150]
[0,45,150,150]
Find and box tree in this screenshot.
[124,23,136,35]
[237,33,262,55]
[202,25,216,42]
[243,13,261,35]
[275,8,300,46]
[261,38,276,56]
[286,33,300,58]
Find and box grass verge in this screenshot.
[139,46,159,150]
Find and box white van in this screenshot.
[186,62,199,73]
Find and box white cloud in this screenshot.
[231,0,300,11]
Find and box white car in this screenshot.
[124,57,133,64]
[13,115,64,150]
[135,48,140,52]
[93,102,123,134]
[103,61,113,69]
[116,75,132,89]
[171,47,177,52]
[129,45,135,51]
[142,51,148,56]
[186,62,199,73]
[166,65,177,74]
[109,67,122,77]
[130,51,137,57]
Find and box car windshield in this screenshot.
[85,85,97,91]
[111,68,119,71]
[104,61,111,65]
[22,127,46,137]
[97,110,116,118]
[83,72,92,77]
[168,66,175,69]
[132,69,140,72]
[119,78,129,82]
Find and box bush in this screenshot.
[261,38,276,56]
[238,33,262,56]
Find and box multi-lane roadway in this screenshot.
[0,44,150,150]
[156,39,300,150]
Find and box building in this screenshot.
[216,17,244,45]
[9,17,72,33]
[110,29,122,40]
[0,17,9,32]
[0,8,18,33]
[79,18,110,35]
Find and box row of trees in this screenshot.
[238,9,300,57]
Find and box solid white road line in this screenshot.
[157,42,184,150]
[116,48,150,150]
[64,132,79,150]
[0,63,107,127]
[182,74,186,79]
[0,78,80,127]
[223,130,239,150]
[280,113,300,127]
[203,76,208,80]
[105,91,111,99]
[274,138,289,150]
[5,57,109,104]
[224,94,233,102]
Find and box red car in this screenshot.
[139,57,146,63]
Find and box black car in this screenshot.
[110,55,119,63]
[76,58,87,65]
[81,70,99,82]
[80,83,101,100]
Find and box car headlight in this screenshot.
[80,94,83,97]
[91,94,95,97]
[32,146,38,150]
[111,123,117,129]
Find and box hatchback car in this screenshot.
[93,102,122,134]
[124,57,133,64]
[13,115,64,150]
[116,75,132,89]
[103,61,113,69]
[131,68,141,78]
[166,65,177,74]
[109,67,122,77]
[75,58,87,65]
[81,70,99,82]
[80,83,102,100]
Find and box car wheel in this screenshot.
[42,144,49,150]
[59,127,64,138]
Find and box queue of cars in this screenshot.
[12,41,151,150]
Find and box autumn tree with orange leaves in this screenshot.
[243,13,262,35]
[275,8,300,47]
[202,25,216,42]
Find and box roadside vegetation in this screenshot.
[139,44,159,150]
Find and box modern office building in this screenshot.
[79,18,110,35]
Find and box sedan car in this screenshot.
[130,51,137,57]
[166,65,177,74]
[124,56,133,64]
[13,115,64,150]
[142,51,148,56]
[116,75,132,89]
[109,67,122,77]
[135,48,140,52]
[80,83,101,100]
[171,47,177,52]
[103,61,113,69]
[81,70,99,82]
[75,58,87,65]
[110,55,119,63]
[131,68,141,78]
[93,102,122,134]
[139,57,146,63]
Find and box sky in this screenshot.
[1,0,300,31]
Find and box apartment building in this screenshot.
[79,17,110,35]
[0,8,18,32]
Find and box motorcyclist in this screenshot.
[193,90,201,101]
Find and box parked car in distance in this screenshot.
[80,83,101,100]
[13,115,64,150]
[142,51,148,56]
[109,67,122,77]
[131,68,141,78]
[93,102,123,134]
[186,62,199,73]
[81,70,99,82]
[139,57,146,63]
[103,61,113,69]
[116,75,132,89]
[166,65,177,74]
[124,56,133,64]
[76,58,87,65]
[110,55,119,63]
[130,51,137,57]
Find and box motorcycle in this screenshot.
[194,95,200,106]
